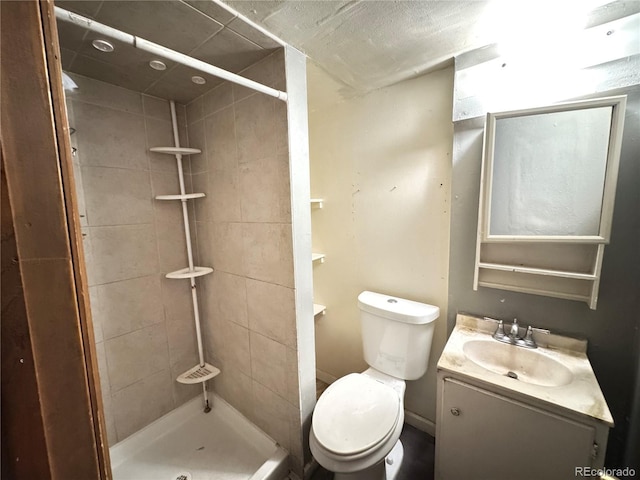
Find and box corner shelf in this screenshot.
[150,147,201,155]
[314,303,326,316]
[177,363,220,384]
[312,253,326,264]
[155,193,205,201]
[311,198,324,208]
[166,266,213,280]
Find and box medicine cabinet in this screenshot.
[473,96,627,309]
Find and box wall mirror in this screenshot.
[481,95,627,242]
[474,95,627,309]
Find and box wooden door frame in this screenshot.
[1,0,111,477]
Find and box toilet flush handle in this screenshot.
[451,407,461,416]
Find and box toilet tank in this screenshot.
[358,291,439,381]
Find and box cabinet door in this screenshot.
[438,378,595,480]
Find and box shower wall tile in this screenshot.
[182,50,300,465]
[155,220,189,273]
[208,166,241,222]
[166,316,201,407]
[94,342,118,444]
[101,389,118,446]
[205,106,237,171]
[142,94,171,120]
[81,166,154,226]
[150,170,184,225]
[71,75,199,446]
[204,83,233,116]
[160,277,193,324]
[92,275,164,341]
[194,221,214,267]
[170,361,200,406]
[191,172,210,222]
[233,49,285,103]
[212,366,253,420]
[145,117,178,172]
[88,224,159,285]
[186,96,204,124]
[234,94,278,164]
[187,120,207,174]
[94,341,111,404]
[111,369,174,441]
[74,102,149,170]
[81,227,96,286]
[67,73,144,115]
[166,314,199,371]
[251,380,291,451]
[72,160,89,227]
[210,222,244,275]
[250,331,288,398]
[239,156,291,223]
[246,278,295,347]
[211,271,248,328]
[242,222,294,287]
[219,320,251,376]
[104,322,170,392]
[89,287,104,344]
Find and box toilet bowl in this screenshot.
[310,291,439,479]
[310,369,406,479]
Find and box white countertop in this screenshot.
[438,314,614,427]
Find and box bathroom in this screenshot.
[1,1,639,479]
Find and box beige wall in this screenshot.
[66,73,199,445]
[308,63,454,425]
[185,50,306,474]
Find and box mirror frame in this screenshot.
[479,95,627,244]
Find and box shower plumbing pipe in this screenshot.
[169,100,210,411]
[54,6,288,102]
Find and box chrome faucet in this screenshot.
[509,318,520,340]
[486,317,548,349]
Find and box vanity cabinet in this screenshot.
[436,377,603,480]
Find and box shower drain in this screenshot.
[174,473,192,480]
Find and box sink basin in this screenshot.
[462,340,573,387]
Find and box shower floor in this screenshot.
[110,394,288,480]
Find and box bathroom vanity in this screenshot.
[435,314,613,480]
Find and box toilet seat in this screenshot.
[312,373,401,457]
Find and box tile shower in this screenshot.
[66,49,305,474]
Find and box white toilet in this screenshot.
[310,291,439,480]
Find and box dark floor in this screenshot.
[309,423,435,480]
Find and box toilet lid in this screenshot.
[312,373,400,456]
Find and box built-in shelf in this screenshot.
[312,253,326,263]
[155,193,206,201]
[310,198,324,208]
[166,266,213,279]
[150,146,201,155]
[477,262,597,281]
[313,303,326,316]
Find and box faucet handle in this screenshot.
[492,320,507,340]
[523,326,537,348]
[509,318,520,337]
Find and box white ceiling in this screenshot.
[224,0,635,93]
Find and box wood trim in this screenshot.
[0,0,110,477]
[1,148,52,480]
[39,0,112,476]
